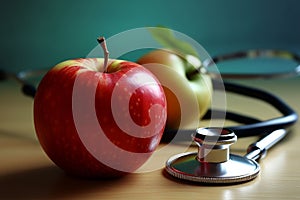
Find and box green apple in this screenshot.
[137,49,212,130]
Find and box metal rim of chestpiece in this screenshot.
[165,127,260,184]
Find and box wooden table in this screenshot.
[1,78,300,200]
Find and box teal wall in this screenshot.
[2,0,300,72]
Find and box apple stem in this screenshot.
[97,36,109,72]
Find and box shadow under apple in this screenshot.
[0,165,136,199]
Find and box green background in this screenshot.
[2,0,300,72]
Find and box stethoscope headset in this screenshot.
[1,49,299,184]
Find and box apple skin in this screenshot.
[137,49,212,130]
[34,58,167,178]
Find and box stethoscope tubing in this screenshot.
[162,79,298,142]
[203,49,300,79]
[212,80,298,137]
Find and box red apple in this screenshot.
[33,37,167,178]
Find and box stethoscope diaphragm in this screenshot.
[165,127,260,184]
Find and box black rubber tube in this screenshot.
[162,80,298,142]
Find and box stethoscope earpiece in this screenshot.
[165,127,260,184]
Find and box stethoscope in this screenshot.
[1,49,299,185]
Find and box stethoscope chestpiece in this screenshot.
[165,127,260,184]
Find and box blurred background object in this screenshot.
[1,0,300,72]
